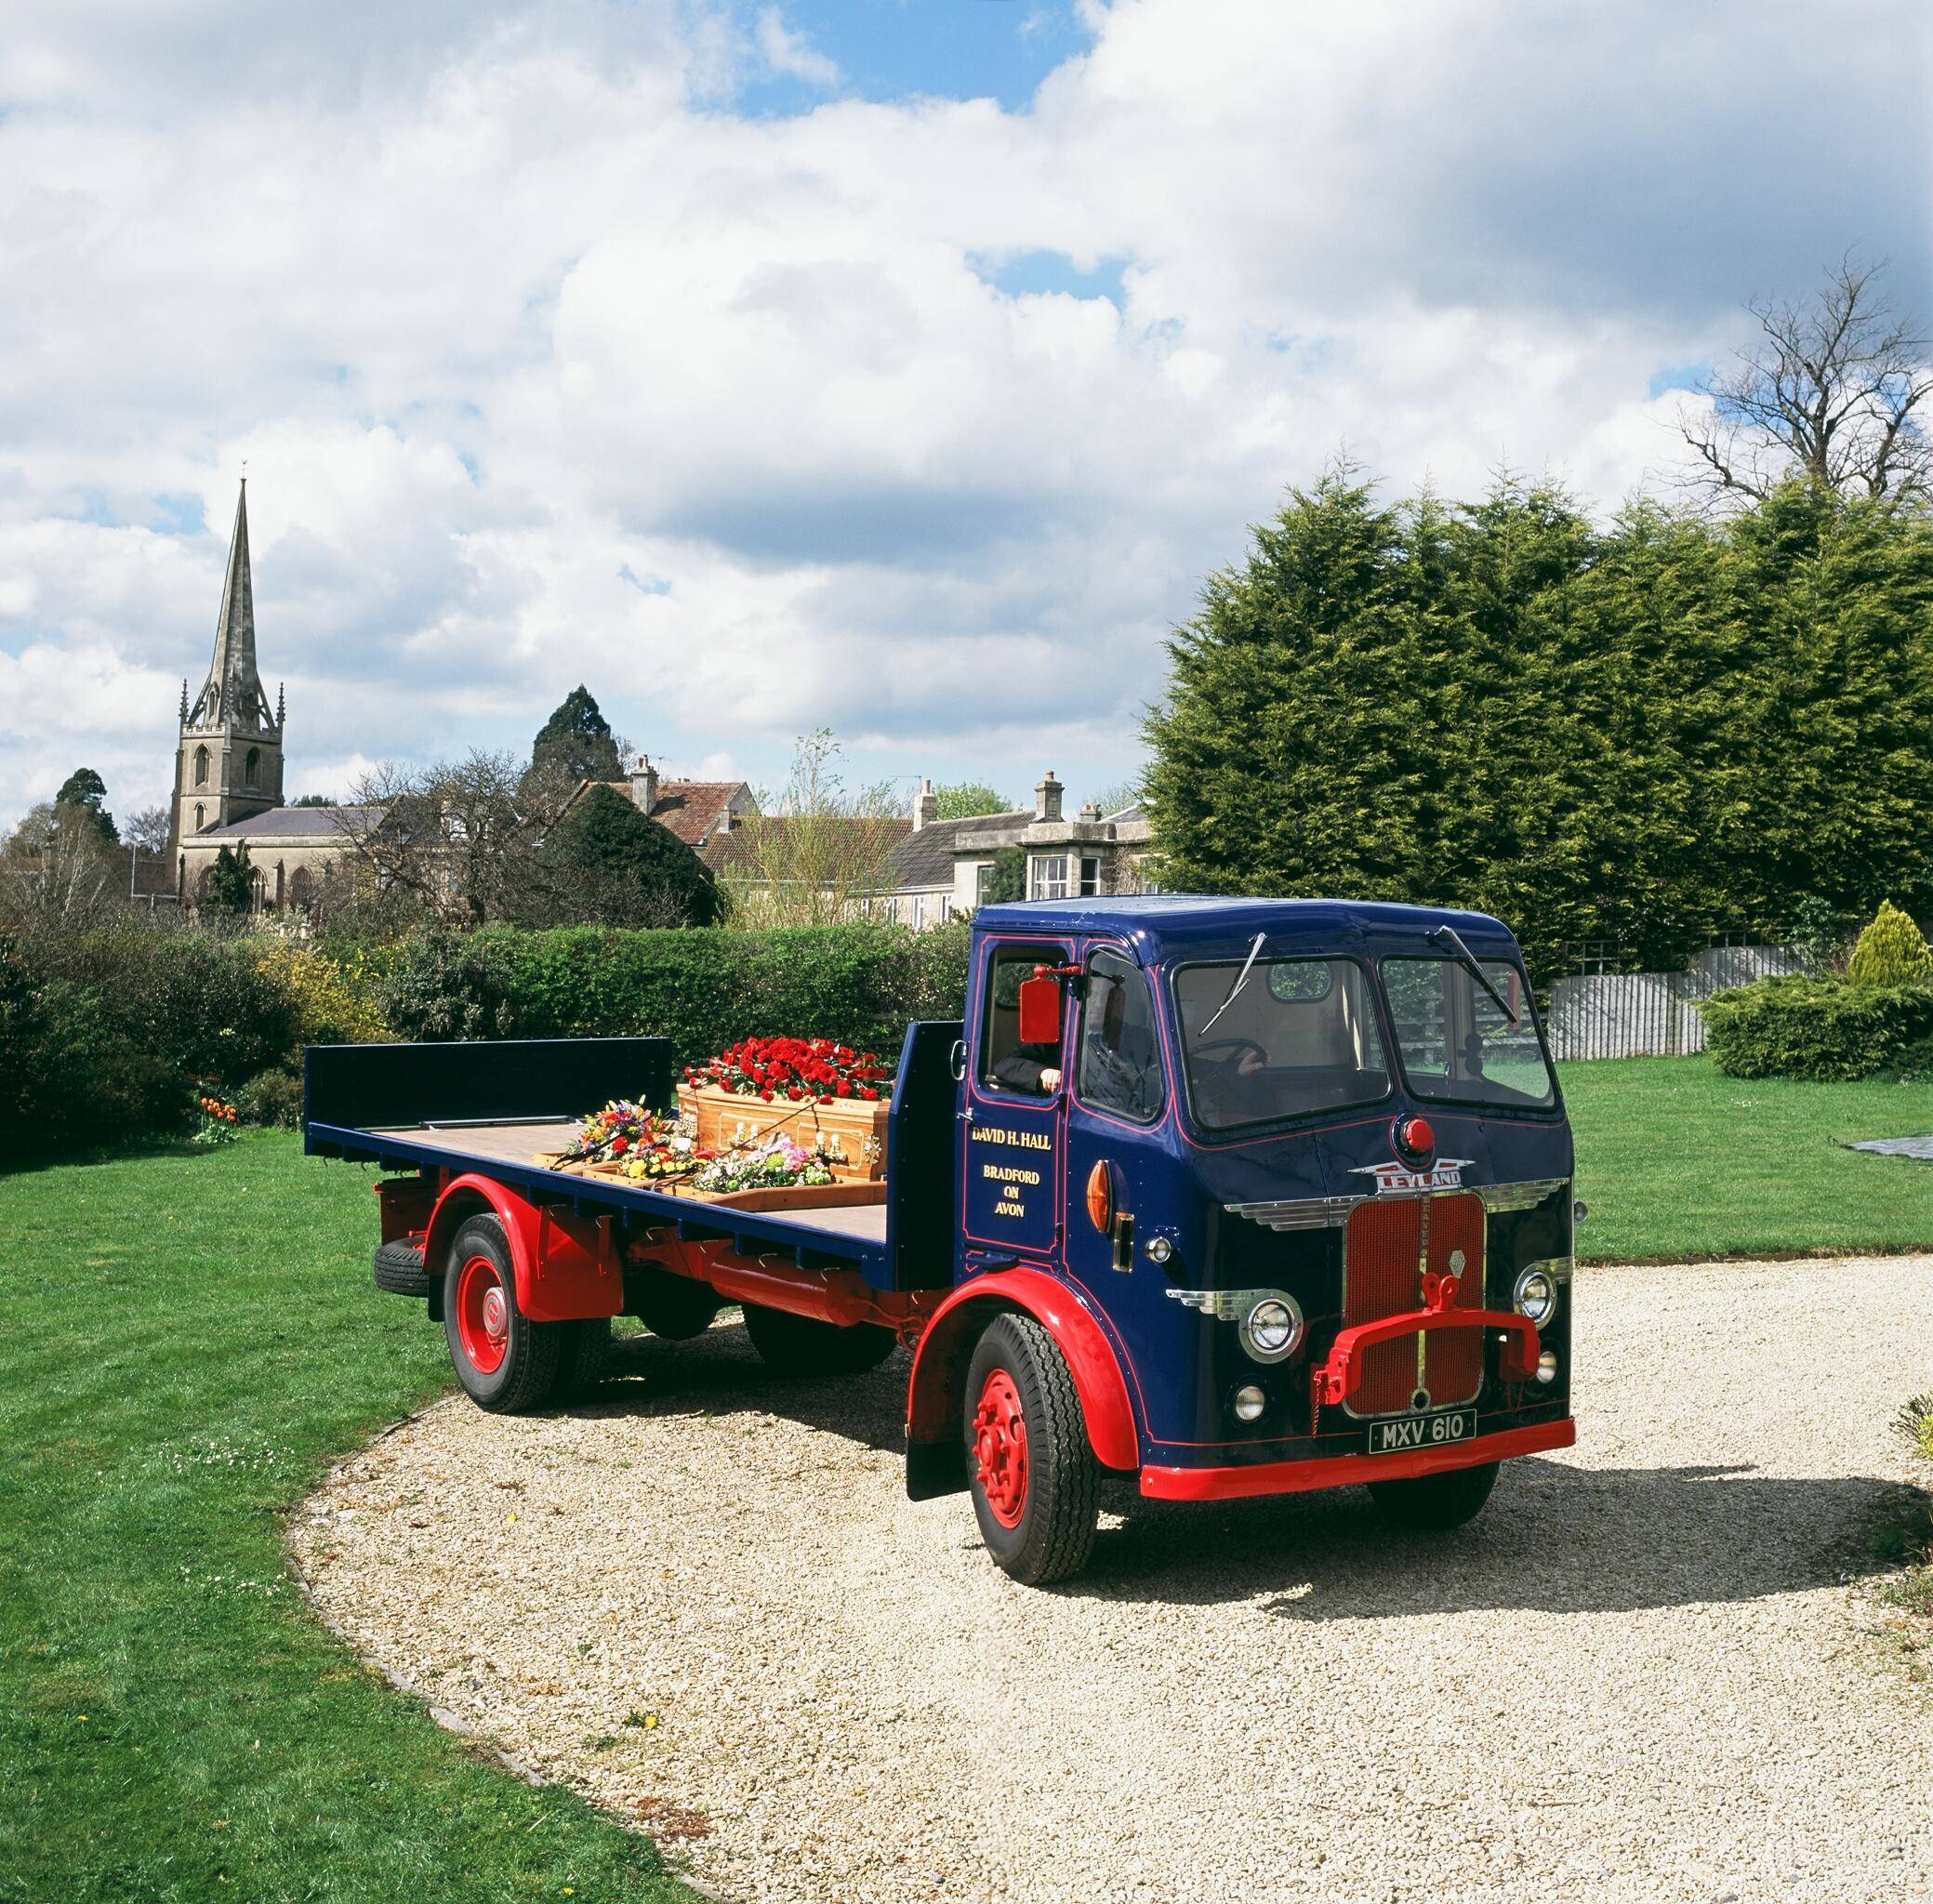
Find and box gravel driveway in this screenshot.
[292,1257,1933,1904]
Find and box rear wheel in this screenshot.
[963,1314,1097,1585]
[743,1302,896,1375]
[626,1264,722,1341]
[1367,1459,1500,1529]
[549,1316,614,1401]
[443,1214,563,1412]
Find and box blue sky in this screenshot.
[735,0,1092,112]
[0,0,1925,827]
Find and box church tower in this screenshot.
[168,479,284,861]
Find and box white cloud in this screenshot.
[754,7,841,88]
[0,0,1923,825]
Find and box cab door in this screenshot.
[960,934,1072,1262]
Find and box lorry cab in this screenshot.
[905,896,1576,1579]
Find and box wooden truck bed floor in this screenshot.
[366,1119,893,1248]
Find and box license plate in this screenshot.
[1366,1408,1477,1456]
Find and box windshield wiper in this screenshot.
[1428,924,1521,1026]
[1198,932,1265,1037]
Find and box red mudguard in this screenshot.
[906,1266,1140,1474]
[421,1173,624,1323]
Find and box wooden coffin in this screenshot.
[674,1084,889,1182]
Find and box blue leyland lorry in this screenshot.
[308,896,1579,1584]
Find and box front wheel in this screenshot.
[963,1314,1097,1585]
[1367,1459,1500,1529]
[444,1214,563,1412]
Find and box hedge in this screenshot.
[376,921,971,1065]
[1699,974,1933,1081]
[0,920,973,1163]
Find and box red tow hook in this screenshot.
[1312,1269,1542,1411]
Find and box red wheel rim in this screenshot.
[971,1368,1029,1528]
[455,1255,510,1375]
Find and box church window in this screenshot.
[193,803,205,831]
[245,747,260,787]
[193,745,209,787]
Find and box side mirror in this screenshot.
[1017,973,1063,1045]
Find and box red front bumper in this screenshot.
[1139,1417,1576,1502]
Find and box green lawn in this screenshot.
[5,1063,1933,1899]
[0,1133,688,1904]
[1564,1056,1933,1263]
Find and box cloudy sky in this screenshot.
[2,0,1926,828]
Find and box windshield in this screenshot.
[1172,958,1390,1130]
[1382,957,1556,1109]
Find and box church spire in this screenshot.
[188,478,275,733]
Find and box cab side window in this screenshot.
[1077,947,1164,1123]
[980,943,1062,1093]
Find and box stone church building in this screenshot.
[167,479,1155,919]
[169,481,361,909]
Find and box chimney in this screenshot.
[1079,801,1102,824]
[629,754,659,815]
[1034,770,1063,824]
[913,777,939,831]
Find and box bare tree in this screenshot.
[1679,257,1933,506]
[721,730,907,928]
[0,802,124,929]
[125,806,171,854]
[332,749,536,926]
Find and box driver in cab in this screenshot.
[993,1038,1062,1093]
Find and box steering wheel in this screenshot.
[1192,1037,1267,1072]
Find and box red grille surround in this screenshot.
[1341,1190,1488,1416]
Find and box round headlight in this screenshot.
[1144,1235,1173,1265]
[1240,1293,1304,1363]
[1513,1266,1557,1329]
[1232,1384,1267,1422]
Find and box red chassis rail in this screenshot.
[628,1227,942,1342]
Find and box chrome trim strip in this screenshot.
[1166,1286,1287,1323]
[1225,1196,1365,1232]
[1516,1253,1574,1284]
[1475,1178,1568,1213]
[1230,1176,1568,1230]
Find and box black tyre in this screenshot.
[742,1302,897,1375]
[443,1214,563,1412]
[374,1239,432,1298]
[962,1313,1097,1586]
[1367,1459,1500,1529]
[626,1264,722,1341]
[547,1316,615,1401]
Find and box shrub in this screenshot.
[0,933,190,1156]
[1845,900,1932,988]
[238,1067,305,1129]
[1700,974,1933,1081]
[250,937,391,1045]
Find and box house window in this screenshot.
[910,892,925,932]
[193,745,209,787]
[1031,854,1069,900]
[975,862,996,905]
[1079,855,1101,897]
